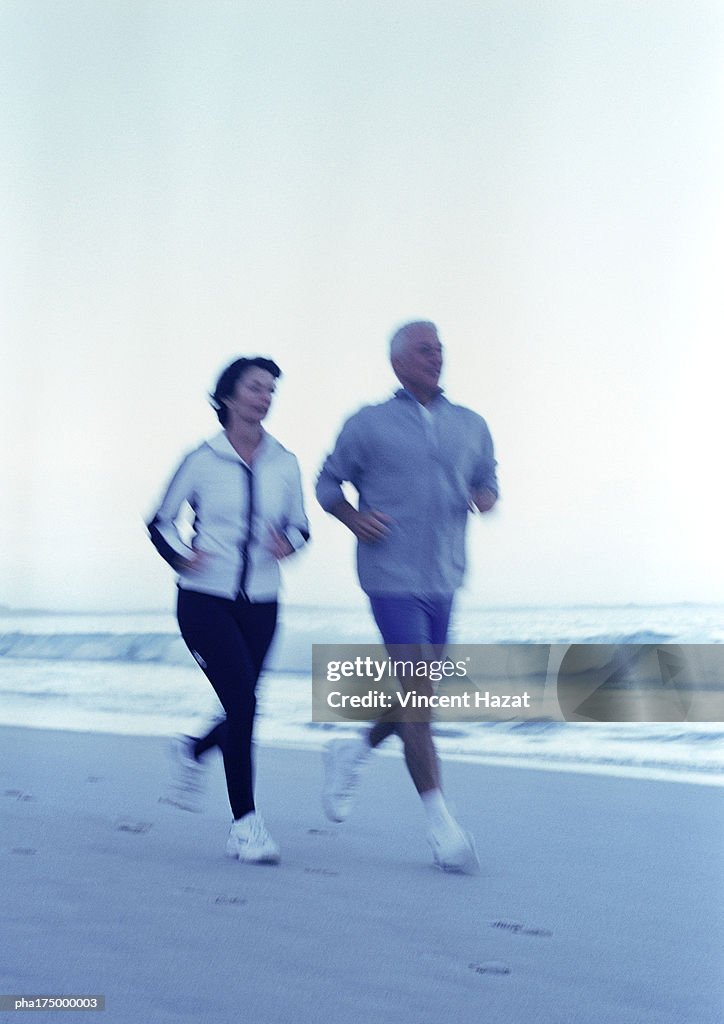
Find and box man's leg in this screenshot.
[368,593,451,748]
[322,594,434,821]
[368,594,452,792]
[321,641,439,820]
[323,592,472,853]
[369,594,478,872]
[382,646,439,791]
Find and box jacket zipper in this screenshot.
[239,464,254,600]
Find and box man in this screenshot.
[316,321,498,873]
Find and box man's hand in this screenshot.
[349,509,394,543]
[331,501,394,542]
[470,488,497,513]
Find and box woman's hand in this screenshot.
[267,527,295,560]
[180,550,209,573]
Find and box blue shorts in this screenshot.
[367,593,454,648]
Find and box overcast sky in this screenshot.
[2,1,722,612]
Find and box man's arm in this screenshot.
[316,413,393,542]
[316,415,359,513]
[470,416,499,514]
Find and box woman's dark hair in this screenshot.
[209,356,282,426]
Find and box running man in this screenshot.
[316,321,498,872]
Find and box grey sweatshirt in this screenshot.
[316,389,497,596]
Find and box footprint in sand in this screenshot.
[469,962,511,976]
[490,920,553,938]
[180,886,248,907]
[114,819,153,834]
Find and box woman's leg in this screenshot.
[176,589,276,819]
[227,596,278,807]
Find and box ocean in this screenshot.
[1,602,722,786]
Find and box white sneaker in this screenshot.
[166,735,205,813]
[226,812,281,865]
[428,819,480,875]
[322,739,367,822]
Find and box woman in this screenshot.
[148,356,309,864]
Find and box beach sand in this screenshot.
[1,725,722,1023]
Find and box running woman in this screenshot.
[149,357,309,864]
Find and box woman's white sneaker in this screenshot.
[166,735,205,813]
[226,812,281,864]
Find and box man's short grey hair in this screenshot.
[389,321,439,359]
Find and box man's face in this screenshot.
[392,328,443,394]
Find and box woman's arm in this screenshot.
[278,456,310,555]
[147,452,198,571]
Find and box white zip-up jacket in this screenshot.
[148,431,309,602]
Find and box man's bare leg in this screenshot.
[369,719,440,793]
[382,642,441,793]
[398,721,440,793]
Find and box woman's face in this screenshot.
[226,367,277,424]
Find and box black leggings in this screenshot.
[177,588,278,820]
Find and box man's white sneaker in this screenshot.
[166,735,205,813]
[322,739,367,822]
[226,812,281,865]
[428,819,480,875]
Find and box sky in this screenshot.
[1,0,723,612]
